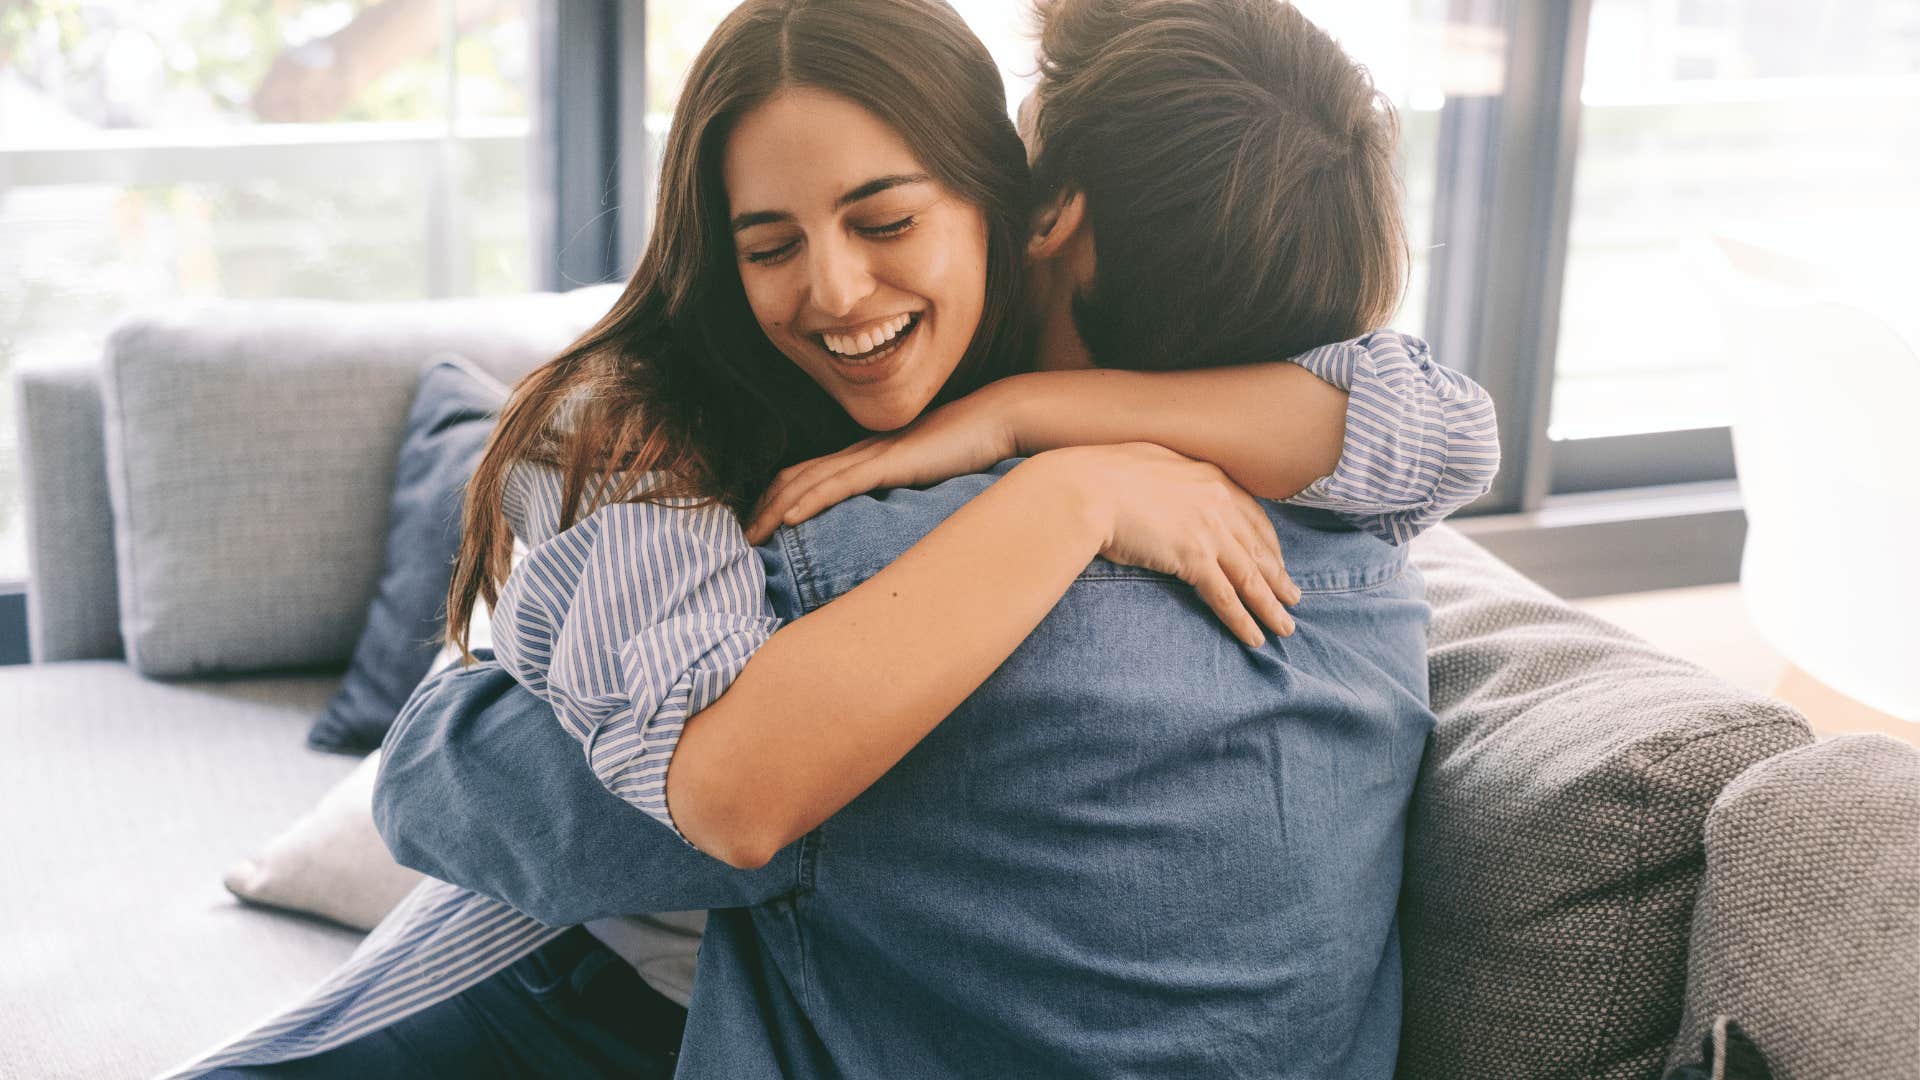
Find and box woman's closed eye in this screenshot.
[741,216,919,266]
[743,239,800,265]
[858,214,917,239]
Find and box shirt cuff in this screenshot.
[580,616,783,846]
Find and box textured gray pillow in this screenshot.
[98,288,614,677]
[1399,527,1812,1079]
[1665,734,1920,1078]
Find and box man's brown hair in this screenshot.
[1030,0,1408,370]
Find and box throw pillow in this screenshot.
[97,287,615,677]
[307,356,509,752]
[223,748,425,930]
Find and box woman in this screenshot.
[177,0,1484,1073]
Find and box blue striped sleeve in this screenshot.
[1282,329,1501,545]
[158,880,560,1077]
[491,464,783,843]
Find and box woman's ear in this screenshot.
[1028,189,1090,261]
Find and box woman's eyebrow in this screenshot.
[835,172,930,208]
[731,173,932,232]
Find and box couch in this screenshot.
[5,291,1915,1080]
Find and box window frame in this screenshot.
[1423,0,1745,594]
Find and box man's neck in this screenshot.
[1027,253,1096,371]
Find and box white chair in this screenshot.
[1709,231,1920,726]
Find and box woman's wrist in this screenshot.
[1017,446,1117,554]
[984,371,1048,459]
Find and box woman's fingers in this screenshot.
[783,458,885,527]
[1237,502,1300,606]
[748,442,890,543]
[1192,563,1267,649]
[1219,537,1295,640]
[750,466,815,539]
[751,454,853,540]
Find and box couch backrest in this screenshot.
[1398,525,1811,1078]
[14,286,620,666]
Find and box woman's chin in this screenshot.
[842,395,928,434]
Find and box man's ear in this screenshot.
[1028,189,1089,261]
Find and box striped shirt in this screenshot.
[160,329,1496,1076]
[1286,329,1501,545]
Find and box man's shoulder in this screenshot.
[758,461,1408,616]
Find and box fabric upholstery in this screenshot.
[0,661,362,1080]
[1665,734,1920,1079]
[96,289,613,677]
[1398,526,1813,1079]
[307,356,508,752]
[14,362,121,663]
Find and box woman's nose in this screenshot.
[805,236,876,318]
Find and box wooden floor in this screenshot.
[1572,584,1917,745]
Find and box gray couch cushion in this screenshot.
[0,661,364,1079]
[1399,527,1812,1079]
[1666,733,1920,1078]
[99,289,615,677]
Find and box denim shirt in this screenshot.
[174,465,1434,1079]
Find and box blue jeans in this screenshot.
[203,928,684,1078]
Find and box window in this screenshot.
[1552,0,1920,441]
[0,0,537,582]
[644,0,1507,345]
[1291,1,1510,341]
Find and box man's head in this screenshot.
[1023,0,1408,371]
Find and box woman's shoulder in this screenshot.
[501,460,708,549]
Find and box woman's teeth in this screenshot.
[822,313,915,361]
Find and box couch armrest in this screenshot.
[1667,733,1920,1076]
[1401,525,1812,1078]
[14,361,121,662]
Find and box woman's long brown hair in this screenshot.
[445,0,1033,661]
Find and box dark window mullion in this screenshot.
[1478,0,1593,513]
[1421,0,1594,517]
[1,583,27,666]
[534,0,625,291]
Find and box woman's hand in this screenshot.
[1048,443,1302,647]
[746,384,1020,544]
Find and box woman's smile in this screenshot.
[815,312,924,382]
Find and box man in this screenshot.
[174,1,1491,1075]
[393,476,1434,1079]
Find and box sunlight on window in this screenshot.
[1552,0,1920,440]
[0,0,535,581]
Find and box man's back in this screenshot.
[680,466,1435,1078]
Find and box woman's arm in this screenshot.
[999,360,1346,500]
[675,444,1294,869]
[486,446,1292,871]
[747,330,1499,546]
[374,663,804,925]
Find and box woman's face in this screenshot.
[724,87,990,432]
